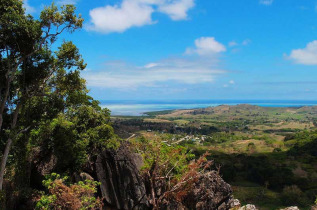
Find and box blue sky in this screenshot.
[24,0,317,100]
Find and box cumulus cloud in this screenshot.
[259,0,274,5]
[158,0,195,20]
[288,40,317,65]
[23,0,35,13]
[185,37,226,56]
[87,0,195,33]
[83,57,225,89]
[88,1,154,33]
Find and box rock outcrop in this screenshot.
[181,171,233,210]
[30,149,57,189]
[280,207,300,210]
[96,144,235,210]
[96,144,150,210]
[157,170,233,210]
[238,204,258,210]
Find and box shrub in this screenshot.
[35,173,101,210]
[247,142,257,153]
[273,148,282,153]
[281,185,304,206]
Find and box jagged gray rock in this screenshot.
[239,204,258,210]
[228,199,241,209]
[96,144,150,210]
[188,171,233,210]
[158,171,234,210]
[280,207,300,210]
[95,143,235,210]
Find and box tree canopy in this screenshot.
[0,0,116,195]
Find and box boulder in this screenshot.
[186,171,233,210]
[159,171,234,210]
[96,144,150,210]
[228,199,241,209]
[239,204,258,210]
[30,148,57,189]
[280,207,300,210]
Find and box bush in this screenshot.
[36,173,101,210]
[281,185,305,206]
[247,142,256,153]
[273,148,282,153]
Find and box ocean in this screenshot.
[99,100,317,116]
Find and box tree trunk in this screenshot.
[0,102,21,190]
[0,115,3,134]
[0,138,12,190]
[0,76,12,132]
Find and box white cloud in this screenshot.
[229,39,251,48]
[185,37,226,56]
[83,37,227,89]
[288,40,317,65]
[83,57,225,89]
[87,0,154,33]
[223,80,235,88]
[259,0,274,6]
[23,0,35,14]
[229,41,238,47]
[87,0,195,33]
[144,63,159,68]
[158,0,195,20]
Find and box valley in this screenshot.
[113,104,317,209]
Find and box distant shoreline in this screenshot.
[99,100,317,116]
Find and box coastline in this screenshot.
[99,100,317,116]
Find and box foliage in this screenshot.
[0,3,118,209]
[0,0,87,191]
[36,173,102,210]
[156,152,213,206]
[132,136,194,179]
[281,185,305,206]
[28,105,117,173]
[0,0,118,187]
[132,136,213,209]
[287,130,317,156]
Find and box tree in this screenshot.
[0,0,84,190]
[28,105,116,174]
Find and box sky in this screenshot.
[24,0,317,101]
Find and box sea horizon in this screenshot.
[99,99,317,116]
